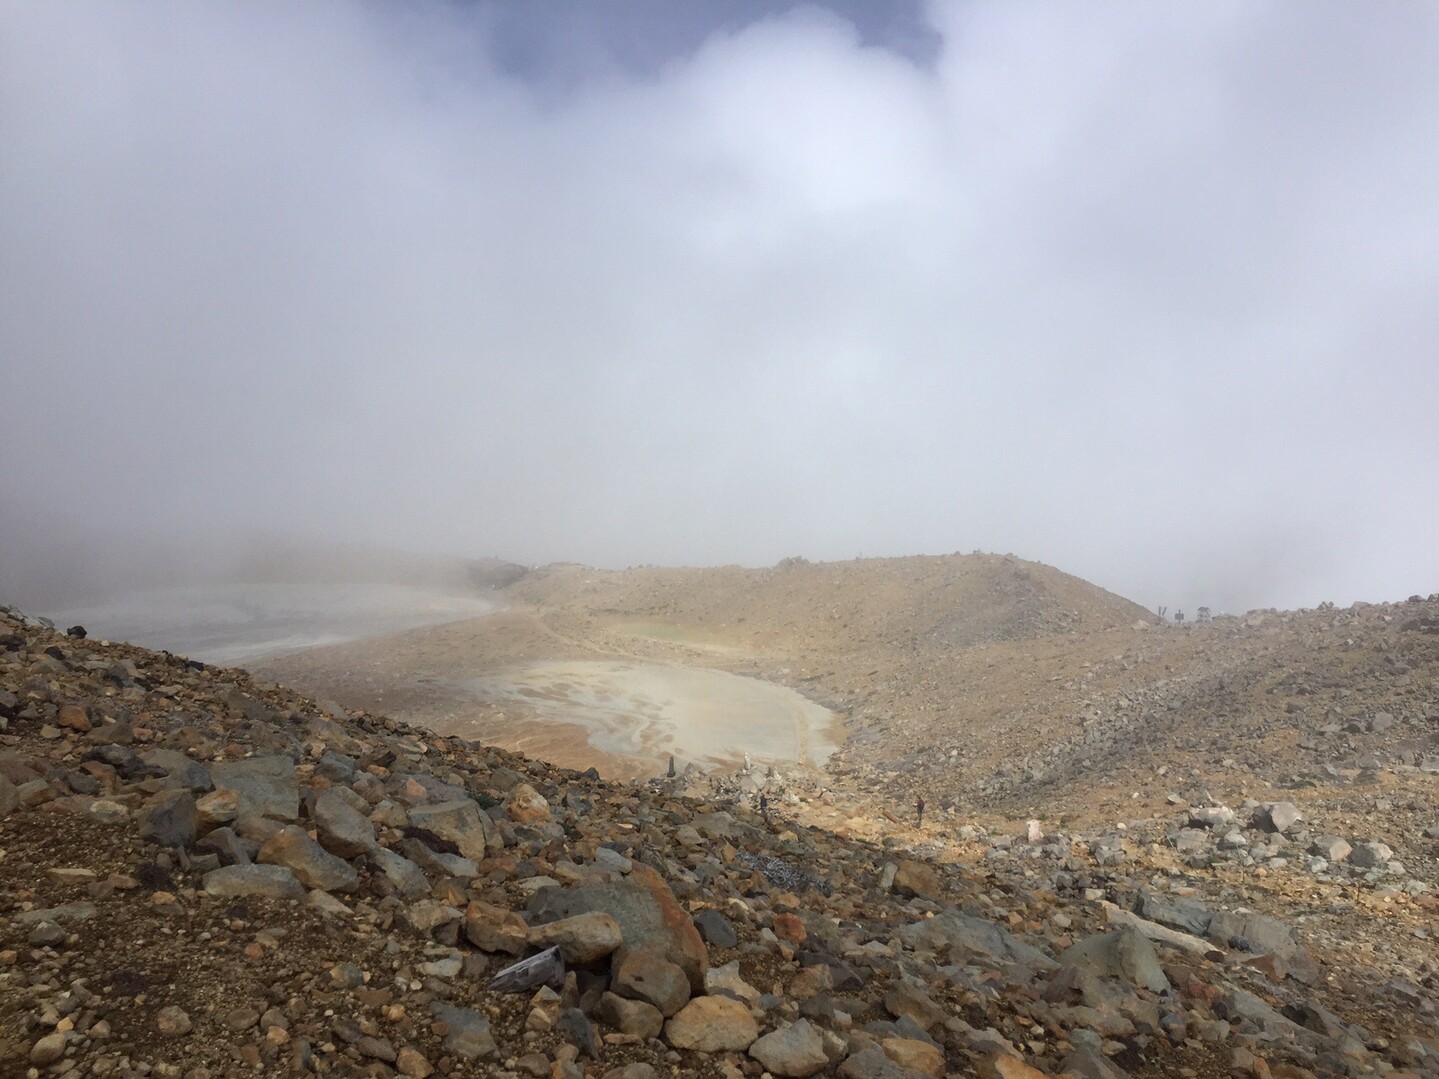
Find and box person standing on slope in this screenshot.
[915,793,925,829]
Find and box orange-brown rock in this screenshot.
[626,863,709,991]
[504,782,551,824]
[56,704,91,732]
[883,1038,944,1078]
[772,912,807,946]
[464,900,528,955]
[978,1053,1049,1079]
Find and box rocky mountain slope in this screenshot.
[262,555,1436,830]
[253,553,1155,780]
[4,599,1439,1078]
[505,554,1154,653]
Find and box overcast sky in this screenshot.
[2,1,1437,615]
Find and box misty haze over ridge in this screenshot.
[2,2,1437,617]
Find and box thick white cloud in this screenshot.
[2,1,1436,613]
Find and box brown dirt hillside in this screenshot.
[254,553,1155,783]
[506,553,1155,653]
[255,558,1439,889]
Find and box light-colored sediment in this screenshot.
[464,660,837,774]
[255,603,842,782]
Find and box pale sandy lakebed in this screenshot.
[465,660,839,773]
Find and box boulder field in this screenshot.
[2,604,1436,1077]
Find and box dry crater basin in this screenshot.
[466,660,838,775]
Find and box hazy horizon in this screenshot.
[3,2,1436,616]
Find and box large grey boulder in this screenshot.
[1187,805,1236,830]
[1133,891,1213,937]
[210,756,299,821]
[1063,1044,1132,1078]
[315,751,357,782]
[1310,835,1352,863]
[197,826,252,865]
[141,749,213,792]
[749,1019,829,1077]
[313,788,377,858]
[369,848,428,898]
[1349,840,1395,868]
[1206,909,1298,958]
[407,799,500,861]
[837,1045,931,1079]
[898,910,1057,972]
[555,1007,601,1059]
[693,908,737,948]
[15,903,97,926]
[527,864,708,990]
[884,981,947,1031]
[1059,926,1169,993]
[214,684,275,723]
[138,790,197,848]
[1218,989,1316,1042]
[1173,828,1211,854]
[1252,801,1303,834]
[430,1003,496,1060]
[258,825,359,893]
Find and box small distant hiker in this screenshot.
[915,794,925,829]
[759,793,769,822]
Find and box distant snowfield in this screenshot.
[45,584,500,665]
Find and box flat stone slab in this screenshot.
[202,864,305,899]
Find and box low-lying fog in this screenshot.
[8,534,507,665]
[45,583,499,666]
